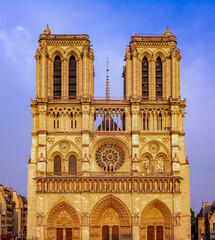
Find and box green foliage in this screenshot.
[190,208,196,235]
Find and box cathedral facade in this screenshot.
[27,25,190,240]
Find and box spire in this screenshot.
[165,25,172,36]
[44,24,51,35]
[106,58,110,100]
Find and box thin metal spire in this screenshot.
[106,58,110,100]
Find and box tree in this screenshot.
[191,208,196,236]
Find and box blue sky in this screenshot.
[0,0,214,213]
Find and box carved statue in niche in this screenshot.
[164,180,168,191]
[37,215,43,226]
[79,180,82,191]
[159,181,163,192]
[143,157,150,173]
[119,180,122,192]
[157,156,164,172]
[134,180,138,192]
[99,180,102,192]
[149,180,152,191]
[154,181,158,191]
[169,181,173,192]
[104,180,107,192]
[124,181,127,192]
[114,180,118,192]
[89,181,92,192]
[82,214,89,225]
[175,180,180,192]
[132,215,139,225]
[174,214,181,225]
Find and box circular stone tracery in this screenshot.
[95,143,125,171]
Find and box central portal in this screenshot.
[101,208,120,240]
[102,225,119,240]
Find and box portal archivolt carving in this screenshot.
[46,201,80,239]
[140,199,172,239]
[90,195,131,227]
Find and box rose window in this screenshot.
[95,143,125,172]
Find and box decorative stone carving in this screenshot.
[162,137,169,144]
[132,214,139,225]
[75,137,81,145]
[47,137,55,144]
[59,141,70,153]
[148,142,160,154]
[37,215,43,226]
[90,135,96,142]
[82,213,89,225]
[56,210,73,227]
[101,208,119,225]
[157,157,164,172]
[140,137,146,144]
[174,213,181,226]
[143,157,150,173]
[95,143,125,171]
[124,136,130,142]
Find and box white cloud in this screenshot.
[13,25,25,32]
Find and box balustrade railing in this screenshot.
[94,107,125,131]
[44,171,172,177]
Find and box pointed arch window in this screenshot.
[69,155,77,174]
[69,56,76,98]
[53,56,61,99]
[156,57,162,99]
[142,57,149,98]
[54,155,61,174]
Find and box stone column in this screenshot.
[63,59,69,99]
[150,59,156,100]
[132,48,138,98]
[40,47,48,99]
[125,50,132,99]
[82,46,88,97]
[35,49,41,98]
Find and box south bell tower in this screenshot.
[27,26,190,240]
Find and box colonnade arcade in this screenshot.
[45,196,172,240]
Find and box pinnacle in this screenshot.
[44,24,51,35]
[165,25,172,36]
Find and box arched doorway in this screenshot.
[46,201,81,240]
[140,199,172,240]
[90,195,132,240]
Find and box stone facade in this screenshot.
[197,201,215,240]
[0,185,27,238]
[27,25,191,240]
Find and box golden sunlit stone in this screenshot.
[27,26,190,240]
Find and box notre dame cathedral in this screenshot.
[27,25,191,240]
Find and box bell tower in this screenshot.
[35,25,94,100]
[124,26,181,100]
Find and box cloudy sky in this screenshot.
[0,0,214,213]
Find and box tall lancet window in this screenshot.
[53,55,61,99]
[156,57,162,99]
[142,57,149,98]
[69,55,76,98]
[69,155,77,174]
[54,155,61,174]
